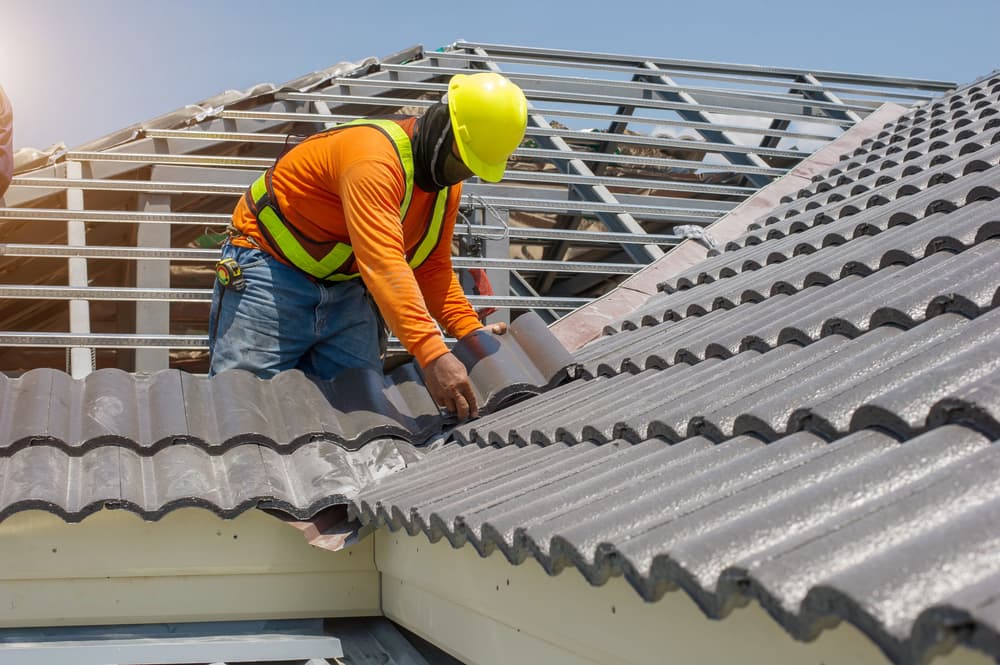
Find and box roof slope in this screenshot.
[348,73,1000,664]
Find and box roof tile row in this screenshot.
[350,74,1000,664]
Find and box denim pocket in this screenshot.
[223,244,269,271]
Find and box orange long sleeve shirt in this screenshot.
[230,118,483,367]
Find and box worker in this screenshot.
[209,72,528,421]
[0,84,12,198]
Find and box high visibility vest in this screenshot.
[245,119,450,282]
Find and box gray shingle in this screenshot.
[0,439,419,521]
[658,187,1000,296]
[0,312,572,453]
[725,168,999,251]
[763,119,1000,223]
[578,236,1000,379]
[348,425,996,664]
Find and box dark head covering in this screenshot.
[413,102,459,192]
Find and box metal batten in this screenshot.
[535,125,806,160]
[503,171,754,197]
[0,286,210,301]
[0,286,588,309]
[347,65,879,115]
[470,196,724,220]
[64,151,272,168]
[420,51,938,102]
[145,128,289,143]
[0,244,219,261]
[50,146,780,178]
[0,208,682,244]
[0,244,643,274]
[484,226,680,244]
[0,332,207,348]
[12,171,756,199]
[287,84,853,127]
[276,93,810,161]
[0,208,230,224]
[0,332,431,352]
[10,177,247,195]
[451,257,640,274]
[220,110,356,123]
[222,104,840,143]
[0,201,706,226]
[455,41,956,89]
[517,146,785,176]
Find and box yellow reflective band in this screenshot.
[408,188,448,270]
[250,173,268,205]
[257,204,354,279]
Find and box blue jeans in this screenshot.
[208,243,383,380]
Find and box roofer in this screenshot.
[0,84,13,198]
[209,72,528,420]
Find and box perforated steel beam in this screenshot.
[425,50,940,102]
[135,193,171,371]
[453,41,956,90]
[0,286,589,309]
[637,62,774,190]
[65,161,93,379]
[0,244,642,274]
[796,73,863,125]
[473,52,662,265]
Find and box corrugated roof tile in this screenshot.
[351,73,1000,663]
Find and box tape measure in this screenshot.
[215,258,246,291]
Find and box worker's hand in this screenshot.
[423,352,479,420]
[483,322,508,335]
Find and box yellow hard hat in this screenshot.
[447,73,528,182]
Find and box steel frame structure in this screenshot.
[0,41,955,375]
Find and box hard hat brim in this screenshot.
[455,141,507,182]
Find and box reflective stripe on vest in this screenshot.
[248,118,449,282]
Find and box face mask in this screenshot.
[440,142,474,186]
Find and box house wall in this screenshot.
[0,508,378,627]
[1,510,989,665]
[375,529,991,665]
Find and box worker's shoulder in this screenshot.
[313,116,416,146]
[340,117,417,152]
[303,118,412,164]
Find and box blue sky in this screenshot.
[2,0,997,151]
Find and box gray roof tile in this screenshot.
[0,439,420,520]
[0,311,573,521]
[350,74,1000,664]
[578,238,999,379]
[0,312,572,454]
[766,119,1000,221]
[349,425,996,664]
[659,188,1000,295]
[726,169,999,251]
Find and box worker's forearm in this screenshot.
[359,259,449,366]
[416,266,483,340]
